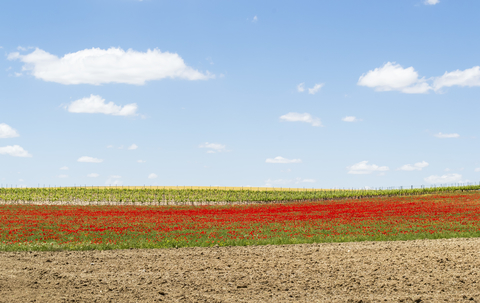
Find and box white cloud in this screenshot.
[398,161,429,171]
[199,142,227,153]
[358,62,431,94]
[308,83,324,95]
[0,145,32,157]
[433,66,480,91]
[60,166,68,170]
[105,175,122,186]
[475,168,480,172]
[137,160,146,163]
[347,161,389,175]
[424,173,463,184]
[279,112,322,127]
[8,47,213,85]
[296,83,305,92]
[266,156,302,164]
[434,132,459,138]
[128,144,138,150]
[77,156,103,163]
[148,173,158,179]
[425,0,439,5]
[87,173,100,178]
[66,95,137,116]
[359,63,480,93]
[58,174,68,178]
[252,15,258,23]
[265,177,315,187]
[107,145,114,148]
[342,116,361,122]
[0,123,20,138]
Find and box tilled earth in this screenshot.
[1,238,480,303]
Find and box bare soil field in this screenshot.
[1,238,479,303]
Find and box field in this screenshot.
[2,191,480,301]
[1,238,479,302]
[6,165,477,301]
[2,192,480,251]
[0,184,479,205]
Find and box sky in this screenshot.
[1,0,479,189]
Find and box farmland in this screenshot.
[2,192,480,251]
[0,184,479,204]
[2,190,480,301]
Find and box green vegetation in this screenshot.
[2,192,480,251]
[0,184,479,204]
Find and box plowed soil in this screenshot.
[1,238,480,302]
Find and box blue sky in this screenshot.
[1,0,479,188]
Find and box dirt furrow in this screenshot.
[1,238,480,302]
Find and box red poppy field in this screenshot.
[1,192,480,251]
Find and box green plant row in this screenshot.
[0,184,479,203]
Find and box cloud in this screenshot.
[137,160,146,163]
[60,166,68,170]
[347,161,389,175]
[77,156,103,163]
[87,173,100,178]
[58,174,68,178]
[297,83,305,93]
[424,0,439,5]
[265,156,302,164]
[358,62,431,94]
[360,63,480,94]
[424,173,463,184]
[107,145,114,148]
[148,173,158,179]
[434,132,459,138]
[279,112,322,127]
[265,177,316,187]
[308,83,324,95]
[0,145,32,157]
[199,142,227,153]
[296,83,305,92]
[8,47,213,85]
[475,168,480,172]
[0,123,20,138]
[105,175,122,185]
[66,95,137,116]
[342,116,361,122]
[433,66,480,91]
[398,161,429,171]
[128,144,138,150]
[252,15,258,23]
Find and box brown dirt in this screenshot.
[1,238,479,303]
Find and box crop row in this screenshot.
[0,184,479,204]
[2,192,480,251]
